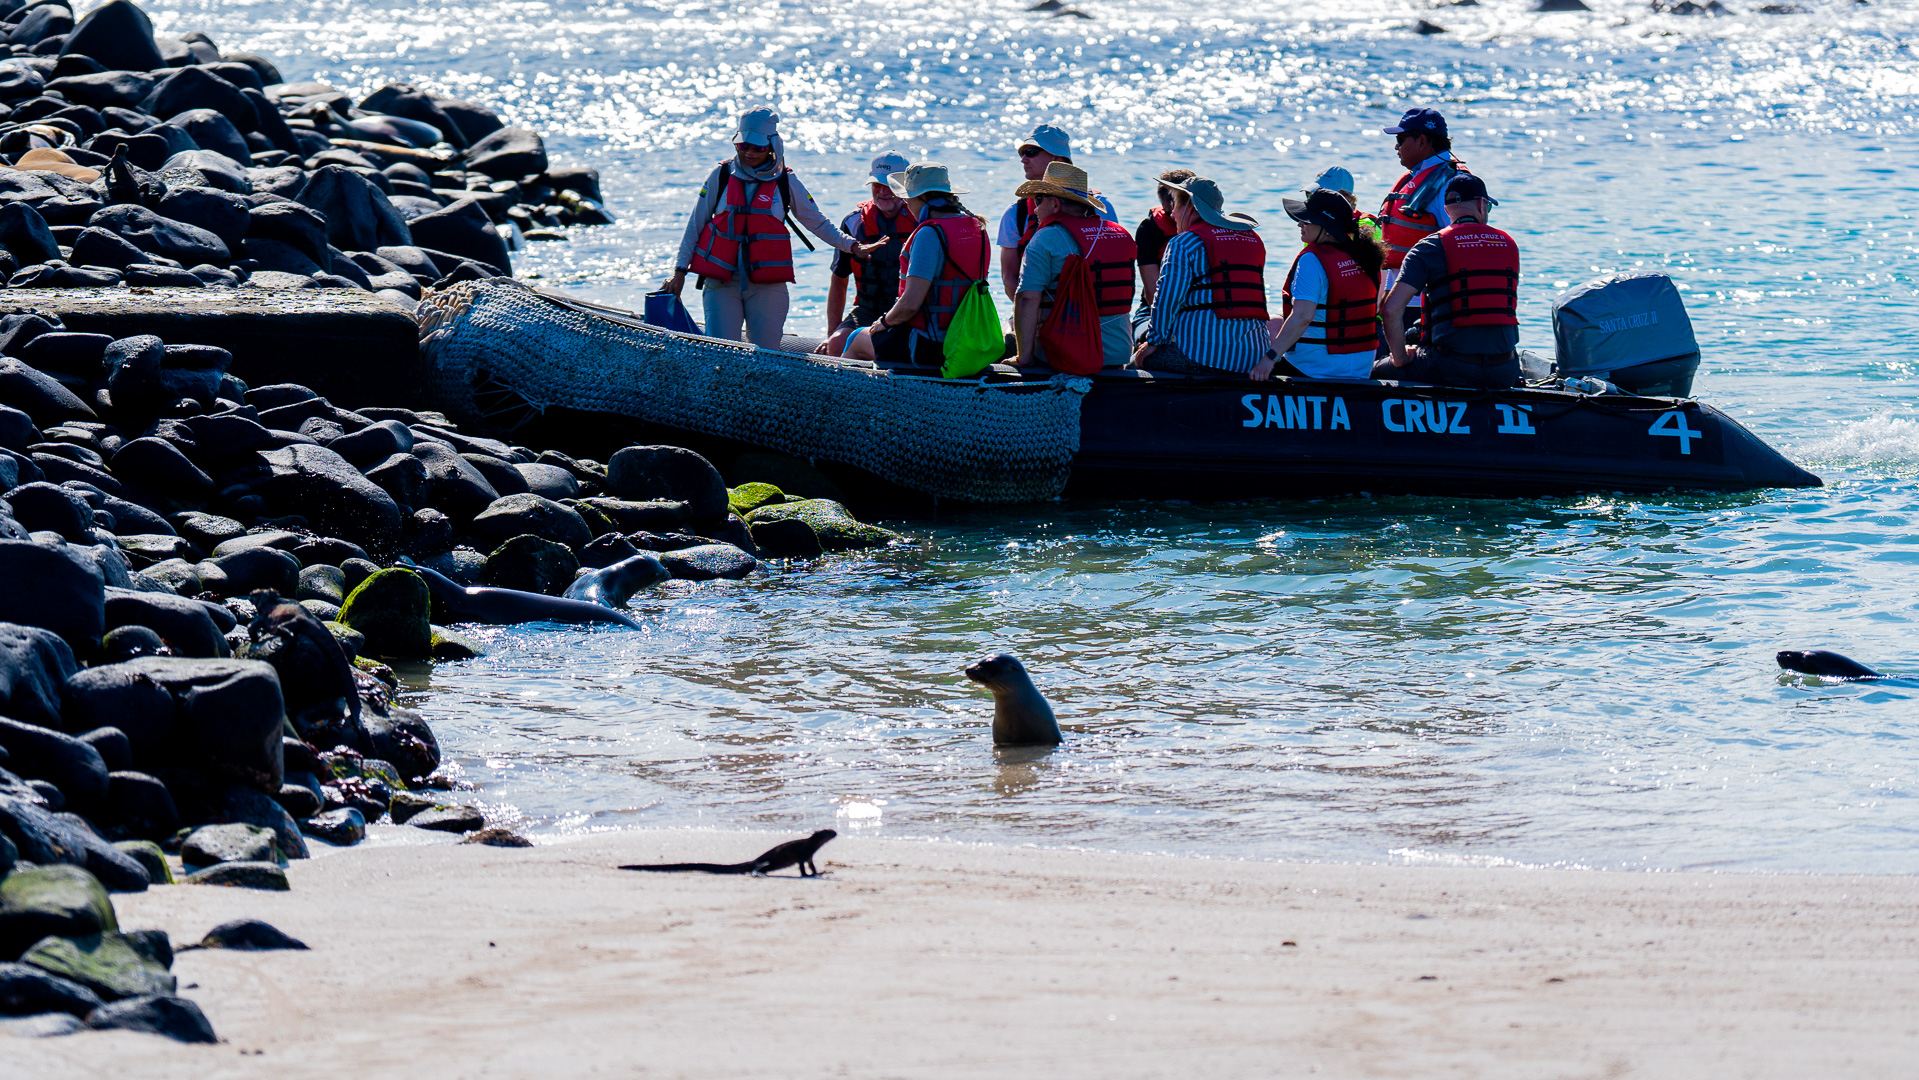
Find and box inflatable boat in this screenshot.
[414,278,1820,505]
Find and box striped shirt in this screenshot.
[1145,231,1269,374]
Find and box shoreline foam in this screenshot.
[16,826,1918,1077]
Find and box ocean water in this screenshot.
[142,0,1919,871]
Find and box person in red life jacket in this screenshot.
[843,164,990,369]
[1128,177,1271,378]
[1011,162,1138,371]
[1373,174,1522,389]
[996,124,1119,300]
[1375,108,1465,348]
[661,106,885,349]
[1266,188,1386,380]
[819,151,915,355]
[1135,168,1194,312]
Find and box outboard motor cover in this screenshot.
[1551,272,1700,394]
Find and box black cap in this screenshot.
[1444,173,1498,206]
[1383,108,1447,137]
[1283,188,1358,238]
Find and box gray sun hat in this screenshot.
[1171,176,1258,231]
[731,106,780,147]
[865,151,912,187]
[887,163,966,199]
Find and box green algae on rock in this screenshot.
[745,499,900,552]
[337,567,433,659]
[20,931,177,1001]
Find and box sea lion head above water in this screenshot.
[1777,649,1884,680]
[965,652,1061,747]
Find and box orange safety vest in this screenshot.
[1037,215,1137,318]
[1422,221,1520,337]
[688,165,794,284]
[1379,157,1466,270]
[1281,243,1379,354]
[900,214,988,340]
[1178,223,1269,321]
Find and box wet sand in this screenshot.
[18,827,1919,1078]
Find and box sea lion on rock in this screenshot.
[562,552,668,609]
[1777,650,1884,679]
[965,653,1062,746]
[402,559,641,629]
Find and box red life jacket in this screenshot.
[1379,157,1466,270]
[1149,206,1176,239]
[1178,222,1269,321]
[1421,221,1520,335]
[899,213,988,340]
[1013,196,1043,255]
[849,199,915,316]
[687,165,794,284]
[1281,243,1378,354]
[1037,215,1136,318]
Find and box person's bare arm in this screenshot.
[999,247,1022,300]
[1381,281,1418,368]
[826,274,848,332]
[1014,291,1043,365]
[1252,300,1318,382]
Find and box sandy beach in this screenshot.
[10,827,1917,1078]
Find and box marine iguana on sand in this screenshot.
[619,830,837,877]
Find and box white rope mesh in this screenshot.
[416,279,1087,503]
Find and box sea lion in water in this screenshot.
[619,830,837,877]
[401,560,643,629]
[1777,650,1884,679]
[562,552,668,609]
[965,652,1062,746]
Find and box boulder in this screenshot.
[0,540,102,651]
[727,481,786,517]
[328,418,412,468]
[407,803,484,833]
[202,547,300,596]
[0,200,58,267]
[0,622,74,731]
[360,451,427,511]
[0,357,94,426]
[578,497,686,534]
[656,543,757,582]
[746,498,899,551]
[175,662,286,793]
[0,719,106,808]
[5,482,90,541]
[461,826,533,848]
[0,864,115,962]
[514,462,578,501]
[180,821,275,868]
[170,512,245,550]
[0,960,102,1017]
[299,806,364,846]
[153,186,250,252]
[434,95,503,146]
[60,662,174,761]
[578,533,639,569]
[468,493,590,552]
[244,198,329,266]
[294,165,412,253]
[139,65,252,128]
[336,568,431,659]
[606,445,728,527]
[76,727,131,772]
[480,534,578,595]
[258,443,402,556]
[404,197,509,273]
[110,840,171,884]
[105,772,179,840]
[103,588,224,658]
[195,917,307,951]
[20,931,174,1001]
[60,0,164,72]
[361,704,439,780]
[462,125,546,180]
[180,860,286,890]
[272,780,320,819]
[88,994,218,1042]
[411,441,497,520]
[461,452,528,497]
[88,204,228,265]
[7,5,73,48]
[748,517,822,560]
[296,563,345,605]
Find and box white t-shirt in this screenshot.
[996,194,1119,248]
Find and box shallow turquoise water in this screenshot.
[146,0,1919,870]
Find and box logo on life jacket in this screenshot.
[1038,216,1137,318]
[1422,221,1520,336]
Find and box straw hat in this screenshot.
[887,163,966,199]
[1170,176,1257,231]
[1014,161,1100,212]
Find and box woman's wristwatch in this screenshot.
[1264,347,1279,362]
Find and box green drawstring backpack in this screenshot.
[933,231,1003,379]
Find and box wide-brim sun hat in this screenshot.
[730,106,780,147]
[1283,189,1357,237]
[887,163,966,199]
[1013,161,1101,212]
[1171,176,1257,230]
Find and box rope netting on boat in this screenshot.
[416,279,1088,503]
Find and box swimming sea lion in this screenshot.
[965,652,1062,746]
[562,552,668,609]
[619,830,837,877]
[401,560,643,629]
[1777,649,1884,679]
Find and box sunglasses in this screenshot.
[735,142,768,153]
[1018,146,1046,159]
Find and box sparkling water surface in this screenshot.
[142,0,1919,871]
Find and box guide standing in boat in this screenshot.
[843,165,990,367]
[1012,162,1138,370]
[824,152,916,348]
[1373,174,1522,388]
[1267,189,1385,380]
[662,107,884,349]
[997,124,1119,299]
[1376,108,1466,346]
[1127,177,1271,378]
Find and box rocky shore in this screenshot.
[0,0,906,1045]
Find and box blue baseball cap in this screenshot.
[1310,166,1354,194]
[1383,108,1447,138]
[1445,173,1498,205]
[1017,124,1072,160]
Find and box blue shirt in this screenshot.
[1145,231,1269,374]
